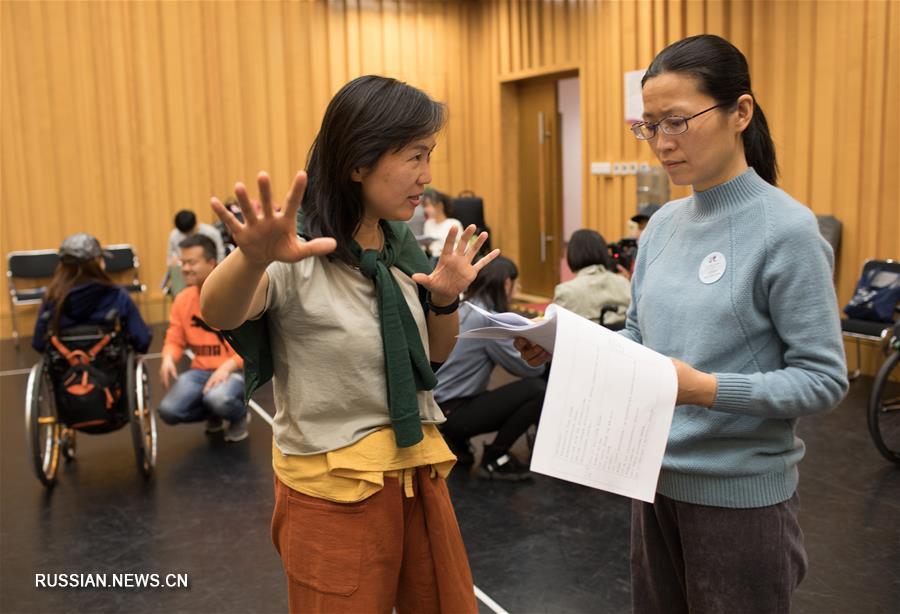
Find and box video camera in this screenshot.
[608,238,638,272]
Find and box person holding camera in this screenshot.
[553,229,630,327]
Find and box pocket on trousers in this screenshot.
[285,493,366,596]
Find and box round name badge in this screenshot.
[699,252,726,284]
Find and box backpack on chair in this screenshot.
[844,262,900,323]
[50,333,123,431]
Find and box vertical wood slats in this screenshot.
[1,1,897,375]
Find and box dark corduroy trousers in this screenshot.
[631,492,807,614]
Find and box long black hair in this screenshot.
[465,256,518,313]
[302,75,446,264]
[642,34,778,186]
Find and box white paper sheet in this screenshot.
[458,301,559,354]
[461,303,677,502]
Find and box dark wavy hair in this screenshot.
[302,75,446,264]
[642,34,778,186]
[465,256,518,313]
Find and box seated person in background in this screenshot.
[553,229,631,327]
[212,197,245,252]
[166,209,226,266]
[629,204,660,241]
[158,234,248,442]
[406,199,426,237]
[33,233,151,353]
[434,256,546,481]
[616,204,661,280]
[422,188,464,260]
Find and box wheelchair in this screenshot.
[868,321,900,465]
[25,318,157,487]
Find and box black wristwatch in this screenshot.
[426,292,460,315]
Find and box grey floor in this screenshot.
[1,324,898,613]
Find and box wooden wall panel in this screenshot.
[461,0,898,376]
[2,0,897,376]
[0,0,479,337]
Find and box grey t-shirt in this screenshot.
[265,252,445,455]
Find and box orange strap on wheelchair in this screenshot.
[50,334,112,366]
[87,334,112,359]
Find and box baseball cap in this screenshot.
[58,233,111,264]
[630,204,661,223]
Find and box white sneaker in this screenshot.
[224,412,251,443]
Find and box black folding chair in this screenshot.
[104,244,147,295]
[7,249,59,347]
[453,191,492,255]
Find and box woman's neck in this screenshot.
[693,151,749,192]
[354,216,383,250]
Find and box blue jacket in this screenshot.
[433,300,546,403]
[32,283,152,353]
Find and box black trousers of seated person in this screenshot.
[438,377,546,453]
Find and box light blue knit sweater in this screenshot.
[620,168,848,508]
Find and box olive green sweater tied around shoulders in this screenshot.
[221,215,436,449]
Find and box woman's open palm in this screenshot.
[412,225,500,301]
[211,171,336,266]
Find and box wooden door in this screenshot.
[516,78,562,298]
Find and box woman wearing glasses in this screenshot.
[518,34,847,613]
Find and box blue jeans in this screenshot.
[157,369,246,425]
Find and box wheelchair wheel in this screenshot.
[127,353,157,479]
[868,349,900,464]
[25,358,61,487]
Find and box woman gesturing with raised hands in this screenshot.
[201,75,495,613]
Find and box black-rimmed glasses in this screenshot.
[630,103,728,140]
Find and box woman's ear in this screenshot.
[351,167,364,182]
[735,94,754,133]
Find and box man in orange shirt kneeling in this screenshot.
[159,234,249,442]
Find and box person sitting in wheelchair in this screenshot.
[158,234,249,442]
[29,233,153,461]
[32,232,152,355]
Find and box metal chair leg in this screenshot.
[9,297,20,349]
[849,337,862,381]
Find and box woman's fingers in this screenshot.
[410,272,432,288]
[514,336,550,366]
[440,225,459,259]
[465,231,489,260]
[210,197,245,237]
[233,182,258,225]
[284,171,308,222]
[297,237,337,259]
[456,224,477,255]
[472,248,501,272]
[257,172,274,218]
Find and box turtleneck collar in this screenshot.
[688,167,771,220]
